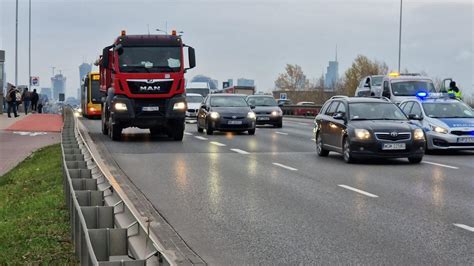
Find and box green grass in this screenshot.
[0,144,76,264]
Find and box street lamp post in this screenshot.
[29,0,32,87]
[398,0,403,73]
[15,0,18,87]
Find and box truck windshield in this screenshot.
[349,103,407,120]
[119,46,181,73]
[422,102,474,118]
[391,81,436,96]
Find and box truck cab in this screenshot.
[99,31,195,141]
[376,73,436,104]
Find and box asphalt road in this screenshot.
[81,117,473,264]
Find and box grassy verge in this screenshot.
[0,144,76,264]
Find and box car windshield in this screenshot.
[422,102,474,118]
[211,96,248,107]
[391,81,436,96]
[186,95,204,103]
[349,102,407,120]
[247,97,277,106]
[118,46,181,73]
[371,76,383,86]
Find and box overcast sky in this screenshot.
[1,0,472,98]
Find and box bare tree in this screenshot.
[274,64,309,91]
[342,55,388,95]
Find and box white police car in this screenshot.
[400,93,474,150]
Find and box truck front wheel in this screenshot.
[109,118,122,141]
[167,119,185,141]
[101,109,108,135]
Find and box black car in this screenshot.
[197,94,256,135]
[314,96,426,163]
[246,95,283,128]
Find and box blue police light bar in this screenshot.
[416,91,428,98]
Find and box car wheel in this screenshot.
[206,121,214,135]
[150,127,160,136]
[343,137,355,163]
[275,121,283,128]
[316,132,329,157]
[408,156,423,164]
[248,128,256,135]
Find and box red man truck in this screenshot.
[98,30,195,141]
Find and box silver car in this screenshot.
[400,97,474,150]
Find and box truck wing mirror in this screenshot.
[187,46,196,70]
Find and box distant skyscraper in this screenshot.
[51,74,66,100]
[79,63,92,87]
[237,78,255,87]
[324,46,339,91]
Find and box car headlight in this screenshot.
[430,124,448,134]
[173,102,186,110]
[413,128,425,140]
[77,108,82,113]
[271,110,282,116]
[354,129,371,140]
[114,102,127,111]
[247,112,256,119]
[210,112,220,119]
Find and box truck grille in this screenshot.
[127,79,173,94]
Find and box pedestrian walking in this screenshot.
[22,87,31,115]
[31,89,39,112]
[6,84,19,118]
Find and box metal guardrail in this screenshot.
[62,108,168,265]
[280,105,322,117]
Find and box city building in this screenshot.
[237,78,255,87]
[79,63,92,87]
[41,87,52,100]
[324,47,339,91]
[51,74,66,100]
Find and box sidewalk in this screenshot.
[0,113,63,176]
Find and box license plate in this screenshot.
[228,120,243,125]
[142,106,159,111]
[257,117,270,121]
[458,137,474,143]
[382,143,406,150]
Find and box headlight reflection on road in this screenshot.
[353,172,369,219]
[208,152,221,212]
[174,157,188,190]
[431,169,445,209]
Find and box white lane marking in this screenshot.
[338,184,379,198]
[210,141,226,147]
[13,131,48,136]
[231,148,250,155]
[194,136,208,140]
[275,131,288,135]
[272,162,298,171]
[184,132,193,136]
[422,161,459,170]
[453,223,474,232]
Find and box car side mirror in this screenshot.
[333,112,345,120]
[250,105,256,109]
[408,114,422,120]
[382,91,391,98]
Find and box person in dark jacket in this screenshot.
[22,87,31,115]
[6,85,19,118]
[31,89,39,112]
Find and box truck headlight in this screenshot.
[413,128,425,140]
[114,102,127,111]
[247,112,256,119]
[430,124,448,134]
[173,102,186,110]
[354,129,371,140]
[210,112,220,119]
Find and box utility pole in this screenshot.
[15,0,18,87]
[398,0,403,73]
[29,0,32,87]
